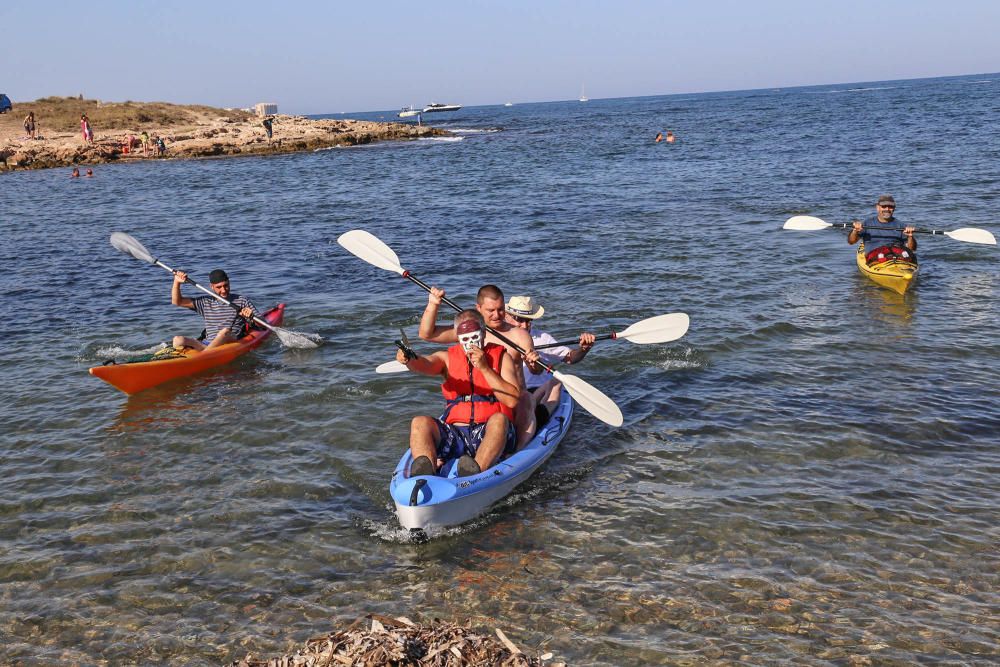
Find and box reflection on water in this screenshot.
[863,283,919,323]
[109,363,266,434]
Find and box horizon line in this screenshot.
[302,69,1000,117]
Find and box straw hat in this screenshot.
[505,295,545,319]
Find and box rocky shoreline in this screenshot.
[1,112,447,172]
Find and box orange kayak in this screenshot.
[90,304,285,394]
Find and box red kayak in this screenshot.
[90,303,285,394]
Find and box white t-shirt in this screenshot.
[524,331,572,389]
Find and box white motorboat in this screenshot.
[422,103,461,113]
[398,106,421,118]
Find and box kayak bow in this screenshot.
[391,389,574,531]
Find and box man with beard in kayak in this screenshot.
[848,194,917,262]
[504,295,595,434]
[419,284,540,447]
[398,309,520,477]
[170,269,260,351]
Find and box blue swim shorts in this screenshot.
[434,418,516,462]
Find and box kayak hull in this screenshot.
[391,389,574,531]
[89,304,285,394]
[856,244,918,294]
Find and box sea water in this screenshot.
[1,73,998,664]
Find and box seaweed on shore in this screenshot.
[228,614,563,666]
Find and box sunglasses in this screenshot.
[878,204,895,209]
[511,315,532,324]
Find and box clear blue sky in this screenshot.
[4,0,998,114]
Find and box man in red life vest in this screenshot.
[418,284,542,447]
[398,309,521,478]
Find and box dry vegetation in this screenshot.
[1,96,249,134]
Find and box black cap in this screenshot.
[209,269,229,284]
[877,194,895,206]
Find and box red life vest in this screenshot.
[440,343,515,424]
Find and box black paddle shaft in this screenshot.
[400,270,558,374]
[535,332,615,350]
[835,222,946,236]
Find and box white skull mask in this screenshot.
[457,321,484,352]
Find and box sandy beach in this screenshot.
[0,99,446,172]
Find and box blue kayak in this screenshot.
[390,389,574,530]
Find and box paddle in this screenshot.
[109,232,321,348]
[534,312,690,350]
[376,312,690,373]
[783,215,997,245]
[337,229,624,427]
[376,360,410,374]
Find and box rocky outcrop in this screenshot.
[1,115,448,172]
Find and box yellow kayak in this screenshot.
[856,244,918,294]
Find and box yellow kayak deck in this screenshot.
[856,244,918,295]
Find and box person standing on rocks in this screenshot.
[81,114,94,144]
[24,112,36,140]
[140,131,150,157]
[262,116,274,144]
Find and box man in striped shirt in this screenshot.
[170,269,260,351]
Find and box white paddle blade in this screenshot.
[337,230,405,275]
[783,216,831,231]
[110,232,155,263]
[273,328,322,349]
[945,228,997,245]
[617,313,690,344]
[552,370,623,427]
[376,360,410,374]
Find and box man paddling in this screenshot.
[848,194,917,262]
[398,309,520,477]
[170,269,260,351]
[504,295,595,433]
[419,284,539,445]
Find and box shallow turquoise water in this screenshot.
[2,74,998,665]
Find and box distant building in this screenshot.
[255,103,278,117]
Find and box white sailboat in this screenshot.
[579,84,588,102]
